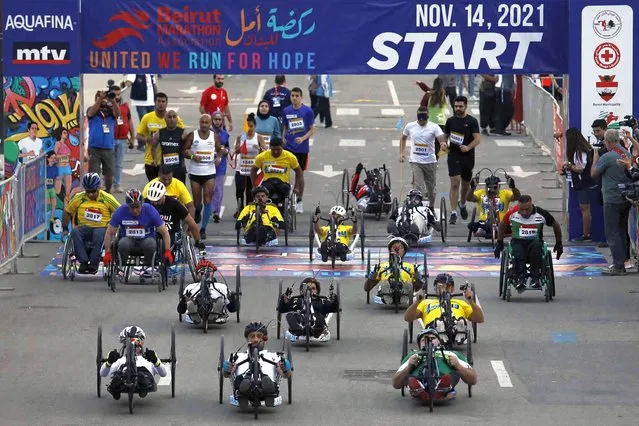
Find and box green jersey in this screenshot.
[399,349,470,379]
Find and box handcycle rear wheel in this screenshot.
[217,335,224,404]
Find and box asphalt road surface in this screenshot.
[0,74,638,426]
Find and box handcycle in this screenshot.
[390,195,448,244]
[467,168,513,249]
[104,233,168,293]
[399,327,474,410]
[342,164,392,220]
[265,186,297,240]
[308,206,365,268]
[498,241,556,302]
[96,324,177,414]
[178,264,243,332]
[236,202,288,251]
[168,226,199,288]
[276,279,342,352]
[217,334,294,419]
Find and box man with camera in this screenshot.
[591,129,633,275]
[87,90,121,193]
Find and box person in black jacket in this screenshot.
[278,277,339,340]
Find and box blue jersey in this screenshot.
[282,104,314,154]
[46,165,58,189]
[110,203,164,239]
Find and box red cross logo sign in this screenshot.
[593,42,621,69]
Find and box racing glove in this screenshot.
[103,253,112,265]
[194,240,205,250]
[355,163,364,174]
[279,359,292,373]
[553,242,563,260]
[164,250,174,264]
[470,177,479,191]
[145,349,159,366]
[368,264,380,280]
[107,350,120,365]
[494,240,505,259]
[508,177,516,189]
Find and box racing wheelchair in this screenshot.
[105,233,168,293]
[276,279,342,352]
[178,264,243,332]
[217,335,294,419]
[236,201,290,251]
[390,195,448,245]
[263,186,297,238]
[308,206,365,268]
[96,324,177,414]
[61,236,105,281]
[467,168,513,249]
[400,327,474,411]
[342,164,392,220]
[498,241,556,302]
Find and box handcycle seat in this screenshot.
[314,249,353,261]
[285,329,330,343]
[229,394,282,407]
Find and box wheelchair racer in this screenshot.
[177,259,238,325]
[144,180,205,251]
[365,237,424,304]
[143,164,195,218]
[388,189,440,244]
[103,189,173,268]
[350,162,391,211]
[250,137,304,208]
[404,273,485,346]
[222,322,292,409]
[100,326,167,400]
[313,205,358,262]
[392,328,477,402]
[61,173,121,274]
[494,195,563,291]
[235,186,283,247]
[278,277,339,341]
[466,174,520,237]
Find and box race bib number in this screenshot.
[197,151,214,163]
[288,118,304,132]
[265,164,286,174]
[272,98,281,108]
[84,208,103,223]
[46,178,54,185]
[163,153,180,165]
[239,158,255,176]
[58,155,69,163]
[449,132,464,146]
[519,226,538,238]
[258,133,271,144]
[414,143,429,155]
[125,226,145,238]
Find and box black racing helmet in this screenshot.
[244,321,268,338]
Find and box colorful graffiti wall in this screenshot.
[3,76,82,241]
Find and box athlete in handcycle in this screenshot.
[495,195,562,300]
[404,273,484,348]
[365,237,425,311]
[466,168,519,246]
[277,277,341,349]
[220,322,293,416]
[393,328,476,410]
[103,189,173,291]
[347,162,392,217]
[235,186,283,248]
[177,259,239,330]
[388,189,446,245]
[61,173,121,277]
[311,204,364,266]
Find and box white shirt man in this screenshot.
[18,122,43,161]
[182,280,231,324]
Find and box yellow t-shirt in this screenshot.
[417,298,473,327]
[237,203,284,231]
[318,224,353,246]
[374,261,416,283]
[137,112,185,165]
[474,188,513,221]
[65,190,121,228]
[253,150,299,184]
[143,178,193,207]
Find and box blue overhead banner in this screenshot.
[2,0,81,76]
[80,0,569,74]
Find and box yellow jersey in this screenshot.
[65,190,121,228]
[318,224,353,246]
[253,150,299,184]
[374,261,417,283]
[237,203,284,231]
[143,177,193,207]
[137,112,185,165]
[474,188,513,221]
[417,298,473,327]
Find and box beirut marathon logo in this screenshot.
[92,10,151,49]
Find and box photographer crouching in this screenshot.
[591,129,632,275]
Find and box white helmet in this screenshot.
[329,205,347,217]
[146,181,166,202]
[119,326,146,343]
[388,236,409,251]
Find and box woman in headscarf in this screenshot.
[210,111,231,223]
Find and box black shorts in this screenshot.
[577,187,593,205]
[189,174,216,186]
[447,154,475,181]
[145,164,159,181]
[291,152,308,171]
